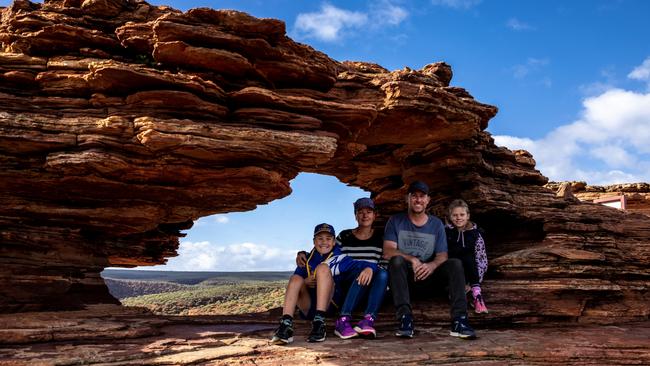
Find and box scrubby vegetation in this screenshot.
[121,280,286,315]
[103,270,291,315]
[104,278,190,299]
[102,269,292,285]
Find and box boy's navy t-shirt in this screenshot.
[384,212,448,262]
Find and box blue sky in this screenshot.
[4,0,649,271]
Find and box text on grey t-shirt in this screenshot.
[384,212,448,262]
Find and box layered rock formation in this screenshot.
[2,305,650,365]
[547,181,650,216]
[0,0,648,334]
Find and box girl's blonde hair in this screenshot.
[447,199,470,220]
[447,198,469,218]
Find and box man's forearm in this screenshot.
[429,252,448,269]
[384,246,417,263]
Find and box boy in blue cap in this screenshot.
[271,223,378,344]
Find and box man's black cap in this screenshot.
[407,180,429,195]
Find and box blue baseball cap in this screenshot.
[407,180,430,195]
[353,197,375,212]
[313,223,335,237]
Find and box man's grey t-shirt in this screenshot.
[384,212,448,262]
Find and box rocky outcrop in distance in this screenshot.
[0,0,648,335]
[547,181,650,216]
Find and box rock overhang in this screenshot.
[0,0,648,325]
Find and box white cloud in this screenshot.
[294,4,368,41]
[214,215,230,224]
[372,0,409,25]
[493,58,650,185]
[511,57,549,79]
[590,145,636,168]
[506,17,535,31]
[492,135,535,151]
[579,81,616,96]
[293,2,408,42]
[431,0,481,9]
[161,241,297,271]
[628,57,650,84]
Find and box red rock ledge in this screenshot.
[1,305,650,365]
[0,0,648,335]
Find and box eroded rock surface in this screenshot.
[0,0,648,336]
[547,181,650,216]
[2,305,650,365]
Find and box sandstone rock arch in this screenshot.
[1,0,648,325]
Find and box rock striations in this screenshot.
[2,304,650,365]
[0,0,648,337]
[547,181,650,216]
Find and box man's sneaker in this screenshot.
[307,319,327,342]
[473,294,489,314]
[334,316,357,339]
[354,314,376,338]
[395,313,414,338]
[270,318,294,345]
[450,315,477,339]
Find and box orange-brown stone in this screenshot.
[2,305,650,365]
[548,181,650,216]
[0,0,648,340]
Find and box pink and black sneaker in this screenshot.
[354,314,377,338]
[473,294,489,314]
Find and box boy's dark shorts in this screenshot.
[298,286,344,320]
[297,269,366,320]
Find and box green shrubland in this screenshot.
[121,280,286,315]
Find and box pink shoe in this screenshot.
[334,316,358,339]
[473,294,489,314]
[353,314,376,338]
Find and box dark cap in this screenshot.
[407,180,429,195]
[313,223,335,237]
[353,197,375,212]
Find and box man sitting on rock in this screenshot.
[383,180,477,339]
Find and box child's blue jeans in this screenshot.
[339,267,389,318]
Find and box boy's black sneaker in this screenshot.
[307,319,327,342]
[450,315,477,339]
[270,318,294,345]
[395,313,414,338]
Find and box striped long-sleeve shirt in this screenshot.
[336,229,385,266]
